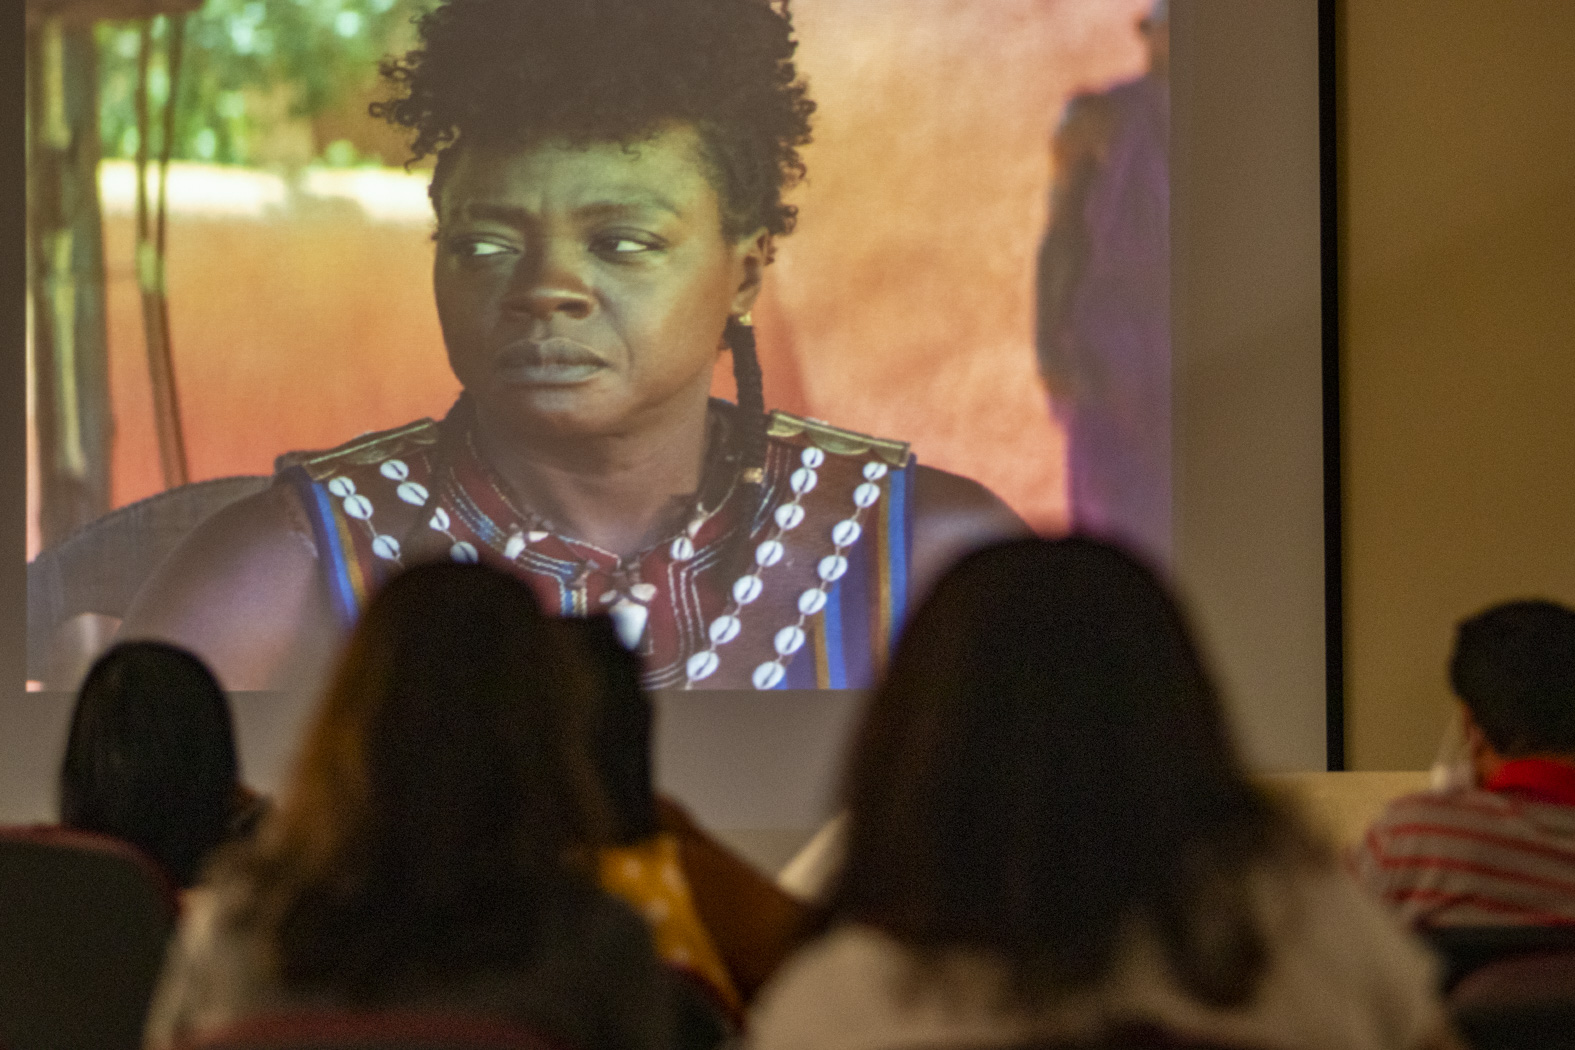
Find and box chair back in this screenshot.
[895,1023,1272,1050]
[0,825,179,1050]
[27,475,272,680]
[1448,949,1575,1050]
[1420,923,1575,992]
[178,1012,568,1050]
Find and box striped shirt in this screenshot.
[1351,758,1575,927]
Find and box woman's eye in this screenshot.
[444,237,512,258]
[596,235,658,256]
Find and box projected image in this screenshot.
[26,0,1169,692]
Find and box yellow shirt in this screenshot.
[599,834,742,1016]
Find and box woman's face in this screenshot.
[433,124,767,441]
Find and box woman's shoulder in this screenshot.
[1240,858,1447,1049]
[743,925,902,1050]
[143,873,280,1049]
[907,463,1029,604]
[745,924,1021,1050]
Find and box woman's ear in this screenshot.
[730,229,772,317]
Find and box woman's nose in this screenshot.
[506,246,594,321]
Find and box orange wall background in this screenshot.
[32,0,1152,556]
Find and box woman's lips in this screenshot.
[494,337,607,385]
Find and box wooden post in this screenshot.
[26,18,113,548]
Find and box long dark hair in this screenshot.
[60,641,241,888]
[829,537,1319,1008]
[229,562,612,1000]
[555,614,659,845]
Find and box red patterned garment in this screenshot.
[1351,758,1575,926]
[277,398,916,691]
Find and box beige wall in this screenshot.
[1342,4,1575,769]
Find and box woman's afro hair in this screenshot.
[374,0,816,239]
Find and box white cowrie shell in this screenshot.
[817,555,849,583]
[831,519,862,548]
[371,534,401,561]
[709,615,742,645]
[752,661,786,690]
[327,476,356,498]
[790,467,818,495]
[528,530,549,543]
[670,536,696,562]
[686,650,720,681]
[380,459,410,482]
[862,461,889,481]
[503,532,527,560]
[396,481,429,506]
[798,588,828,616]
[609,600,648,649]
[342,494,374,520]
[774,625,806,656]
[732,574,764,605]
[429,507,451,532]
[450,541,479,564]
[853,482,881,508]
[774,503,805,531]
[629,583,657,603]
[800,447,826,468]
[755,539,785,567]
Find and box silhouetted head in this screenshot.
[1452,599,1575,758]
[244,561,612,997]
[832,536,1309,1007]
[555,614,658,845]
[60,641,240,888]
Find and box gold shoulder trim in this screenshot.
[276,418,441,480]
[766,411,911,468]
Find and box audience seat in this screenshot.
[902,1026,1272,1050]
[1419,924,1575,992]
[178,1012,570,1050]
[0,825,179,1050]
[1447,948,1575,1050]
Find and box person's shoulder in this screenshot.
[125,482,319,607]
[744,924,911,1050]
[764,411,911,469]
[276,416,443,482]
[1372,785,1521,832]
[910,463,1022,528]
[1247,859,1448,1048]
[747,924,1018,1050]
[762,411,1026,542]
[908,464,1029,601]
[118,480,337,690]
[761,409,1027,600]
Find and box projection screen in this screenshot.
[8,1,1333,852]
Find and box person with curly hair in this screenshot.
[121,0,1024,692]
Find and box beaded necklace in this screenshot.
[316,404,895,690]
[455,420,742,653]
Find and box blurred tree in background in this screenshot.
[97,0,425,168]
